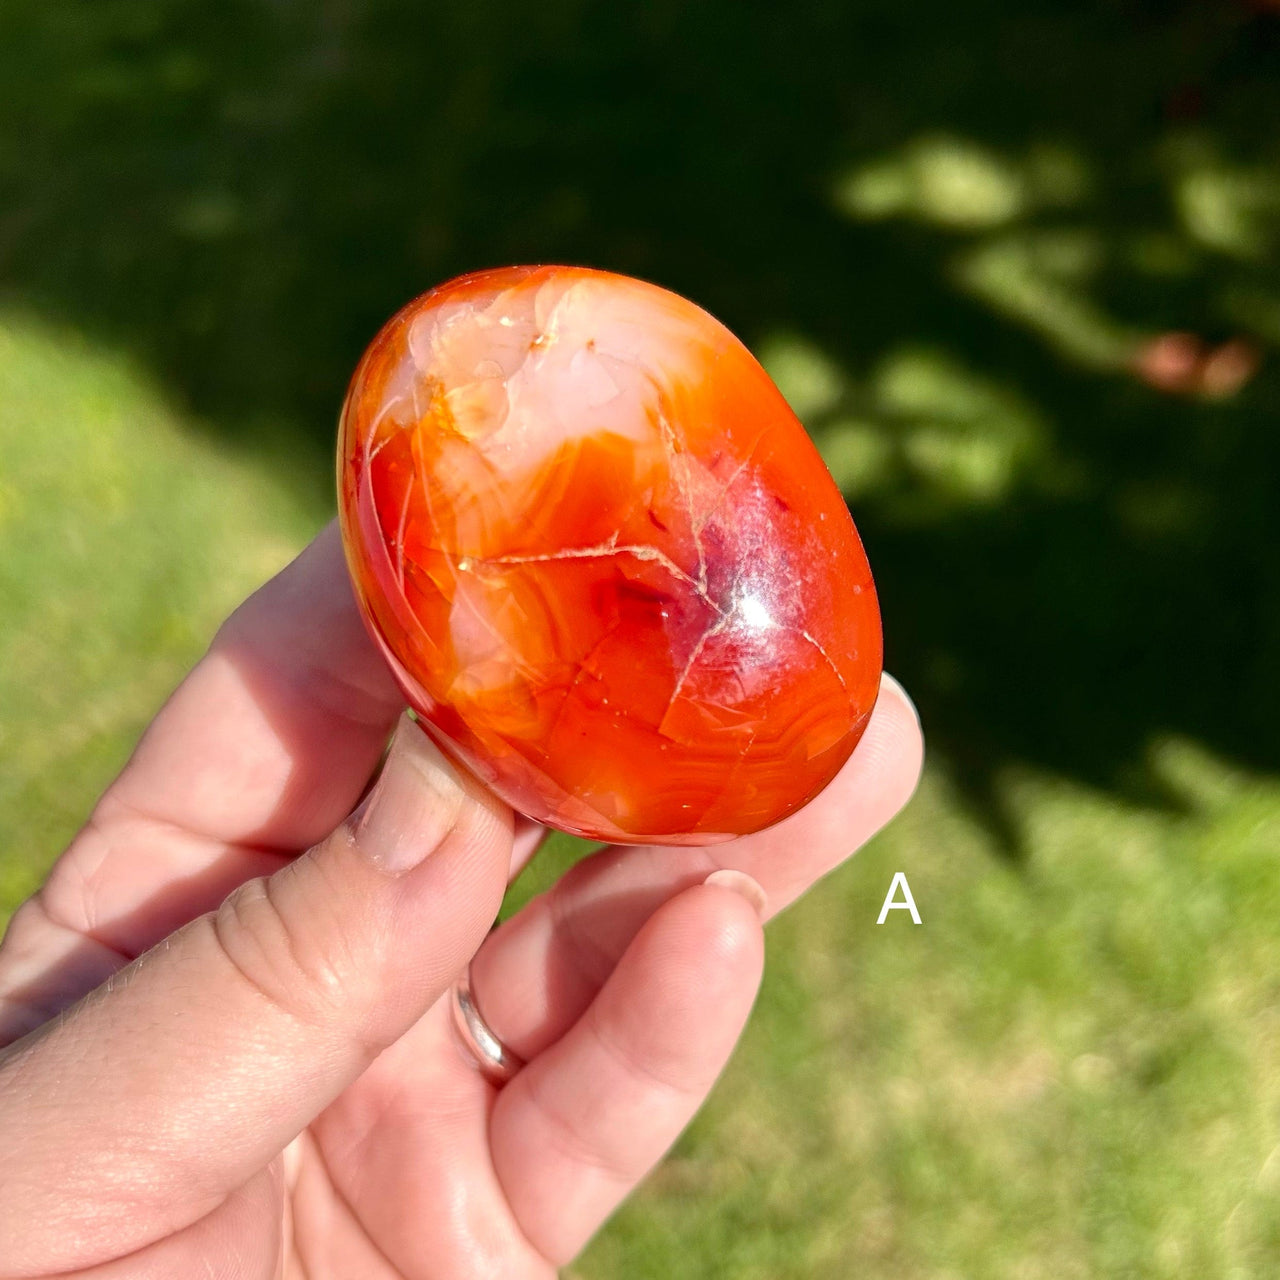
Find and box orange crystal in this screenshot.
[337,266,882,844]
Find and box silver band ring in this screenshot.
[450,968,525,1085]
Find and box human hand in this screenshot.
[0,522,922,1279]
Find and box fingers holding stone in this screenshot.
[468,671,921,1065]
[489,879,765,1266]
[0,715,513,1277]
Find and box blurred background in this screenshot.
[3,1,1280,1274]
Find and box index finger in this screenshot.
[5,522,405,971]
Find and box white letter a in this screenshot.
[877,872,921,924]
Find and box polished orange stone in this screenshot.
[337,266,882,844]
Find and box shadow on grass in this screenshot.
[4,0,1279,852]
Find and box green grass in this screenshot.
[0,311,326,901]
[7,309,1280,1277]
[5,1,1280,1274]
[571,751,1280,1279]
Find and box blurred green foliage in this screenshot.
[3,1,1280,1274]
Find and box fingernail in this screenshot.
[351,714,466,874]
[703,869,768,921]
[880,671,920,730]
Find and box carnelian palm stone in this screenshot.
[338,265,882,845]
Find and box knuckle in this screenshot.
[523,1066,637,1187]
[207,865,370,1038]
[589,1002,704,1098]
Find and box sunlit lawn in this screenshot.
[6,2,1280,1273]
[6,308,1280,1277]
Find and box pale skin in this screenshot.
[0,523,923,1279]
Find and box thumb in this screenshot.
[0,713,512,1274]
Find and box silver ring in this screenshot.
[450,968,525,1086]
